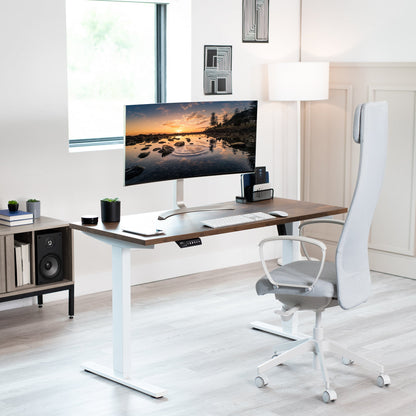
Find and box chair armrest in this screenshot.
[259,236,327,292]
[298,219,345,260]
[298,218,345,232]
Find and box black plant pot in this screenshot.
[8,203,19,212]
[100,200,121,222]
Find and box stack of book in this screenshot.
[0,209,34,227]
[15,240,31,286]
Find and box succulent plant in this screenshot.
[101,198,119,202]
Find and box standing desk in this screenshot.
[70,197,347,398]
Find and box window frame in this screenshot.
[68,2,167,150]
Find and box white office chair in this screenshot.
[254,101,390,403]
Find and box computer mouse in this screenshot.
[268,210,289,217]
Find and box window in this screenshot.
[66,0,166,148]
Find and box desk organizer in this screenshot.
[236,188,274,203]
[252,188,274,201]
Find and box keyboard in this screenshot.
[201,212,275,228]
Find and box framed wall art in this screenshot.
[242,0,269,42]
[203,45,232,95]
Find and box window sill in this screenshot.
[69,143,123,153]
[68,137,124,152]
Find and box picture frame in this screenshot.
[242,0,269,43]
[203,45,232,95]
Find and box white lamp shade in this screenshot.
[268,62,329,101]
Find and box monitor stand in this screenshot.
[158,179,235,220]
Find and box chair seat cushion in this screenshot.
[255,260,338,310]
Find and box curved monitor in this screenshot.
[124,100,257,186]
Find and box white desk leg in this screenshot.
[250,222,306,341]
[112,245,132,378]
[84,245,167,398]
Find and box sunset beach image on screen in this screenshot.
[124,100,257,186]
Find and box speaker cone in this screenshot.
[39,255,61,279]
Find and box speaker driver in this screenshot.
[39,254,61,279]
[44,237,56,249]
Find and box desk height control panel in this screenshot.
[175,238,202,248]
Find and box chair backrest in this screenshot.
[336,101,388,310]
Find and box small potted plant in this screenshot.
[100,197,121,222]
[26,198,41,219]
[8,200,19,212]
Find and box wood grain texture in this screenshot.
[0,237,6,293]
[71,198,347,246]
[0,217,70,237]
[0,262,414,416]
[5,234,15,292]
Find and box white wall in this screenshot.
[0,0,298,310]
[3,0,414,310]
[302,0,416,61]
[190,0,301,199]
[166,0,302,205]
[300,1,416,279]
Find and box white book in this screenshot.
[14,242,23,287]
[0,218,33,227]
[21,243,31,285]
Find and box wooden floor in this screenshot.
[1,262,415,416]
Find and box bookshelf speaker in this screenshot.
[36,231,64,285]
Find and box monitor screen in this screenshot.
[124,100,257,186]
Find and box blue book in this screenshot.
[0,209,34,221]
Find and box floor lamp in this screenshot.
[268,61,329,201]
[268,61,329,268]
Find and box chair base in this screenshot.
[255,311,390,402]
[250,320,308,341]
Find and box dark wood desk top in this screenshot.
[70,198,347,247]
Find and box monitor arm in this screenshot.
[157,179,235,220]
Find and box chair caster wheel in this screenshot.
[255,375,268,388]
[377,374,391,387]
[342,356,354,365]
[322,389,337,403]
